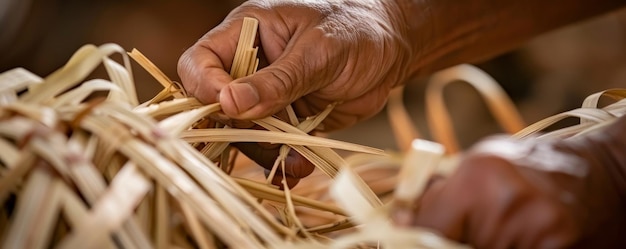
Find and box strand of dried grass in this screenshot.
[0,138,19,168]
[387,86,420,152]
[231,17,260,79]
[58,179,118,249]
[178,201,217,249]
[513,101,626,140]
[235,177,346,215]
[510,88,626,140]
[393,139,444,206]
[134,97,205,118]
[0,150,35,203]
[0,67,43,93]
[279,165,318,240]
[21,44,134,105]
[425,64,526,154]
[513,108,614,138]
[582,88,626,109]
[153,185,169,249]
[128,48,186,102]
[4,167,62,249]
[58,164,151,249]
[180,129,383,155]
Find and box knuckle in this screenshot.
[267,62,302,102]
[239,0,270,10]
[454,155,501,183]
[455,155,534,205]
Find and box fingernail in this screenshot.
[220,83,259,114]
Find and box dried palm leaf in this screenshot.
[425,64,526,154]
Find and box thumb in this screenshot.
[219,38,330,120]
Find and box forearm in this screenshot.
[396,0,626,77]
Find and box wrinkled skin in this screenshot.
[178,0,414,187]
[394,116,626,248]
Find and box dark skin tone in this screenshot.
[401,117,626,248]
[178,0,626,247]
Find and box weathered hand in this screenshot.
[178,0,415,130]
[394,117,626,248]
[178,0,416,186]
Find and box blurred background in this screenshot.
[2,0,626,152]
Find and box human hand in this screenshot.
[178,0,415,130]
[178,0,417,186]
[393,117,626,248]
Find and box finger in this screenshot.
[307,85,390,131]
[391,174,447,227]
[219,30,341,120]
[413,178,467,241]
[177,19,242,104]
[233,142,315,178]
[412,157,508,241]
